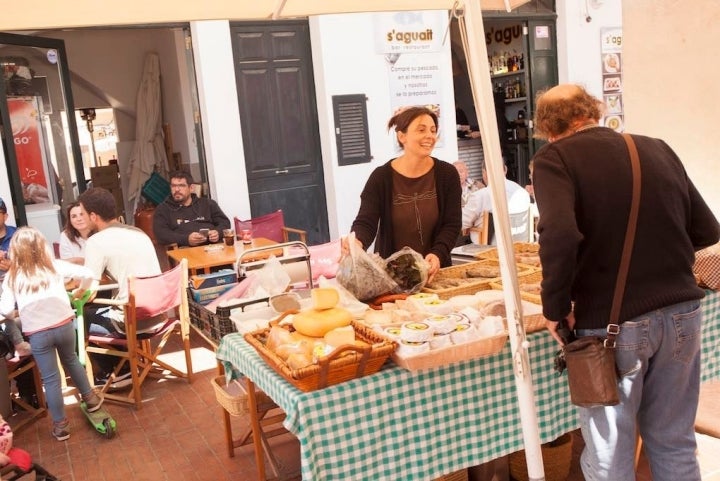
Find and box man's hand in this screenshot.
[546,311,576,346]
[188,232,207,246]
[0,251,10,271]
[207,229,220,243]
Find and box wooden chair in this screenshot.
[468,211,492,245]
[234,210,307,244]
[468,209,530,245]
[6,356,47,433]
[85,258,193,409]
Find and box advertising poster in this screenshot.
[375,11,445,147]
[600,27,624,132]
[8,96,53,204]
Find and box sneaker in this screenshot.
[83,391,104,413]
[52,419,70,441]
[95,371,133,391]
[15,341,32,357]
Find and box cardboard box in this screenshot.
[190,283,238,305]
[189,269,237,290]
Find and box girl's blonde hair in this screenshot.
[6,227,57,295]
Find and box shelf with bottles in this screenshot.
[505,97,527,104]
[490,69,526,80]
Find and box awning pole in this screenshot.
[460,2,546,480]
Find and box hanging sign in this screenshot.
[600,27,624,132]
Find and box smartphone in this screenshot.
[199,228,210,238]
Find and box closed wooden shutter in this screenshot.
[333,94,372,166]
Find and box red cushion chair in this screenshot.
[234,210,307,244]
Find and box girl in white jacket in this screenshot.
[0,227,104,441]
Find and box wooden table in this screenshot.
[166,237,278,276]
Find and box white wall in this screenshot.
[623,0,720,218]
[310,11,458,239]
[190,21,251,221]
[556,0,623,98]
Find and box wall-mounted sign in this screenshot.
[386,53,444,147]
[600,27,623,132]
[374,11,444,54]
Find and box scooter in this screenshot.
[70,290,117,439]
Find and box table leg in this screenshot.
[246,377,267,481]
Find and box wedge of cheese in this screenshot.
[324,325,355,348]
[311,287,340,310]
[292,307,352,337]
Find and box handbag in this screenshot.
[561,133,642,408]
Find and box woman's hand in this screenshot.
[340,235,363,256]
[425,253,440,283]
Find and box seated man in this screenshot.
[153,170,231,247]
[462,164,531,244]
[79,187,165,386]
[453,160,485,208]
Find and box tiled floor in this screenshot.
[7,332,720,480]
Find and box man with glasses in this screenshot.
[152,171,230,247]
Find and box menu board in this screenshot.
[600,27,624,132]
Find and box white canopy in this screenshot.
[3,0,531,30]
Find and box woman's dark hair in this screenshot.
[387,106,439,149]
[63,202,96,247]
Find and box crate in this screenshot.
[188,294,239,346]
[141,172,170,206]
[244,321,396,392]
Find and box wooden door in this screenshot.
[230,21,329,245]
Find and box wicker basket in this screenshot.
[475,242,539,259]
[509,432,573,481]
[490,269,543,306]
[210,375,275,416]
[392,332,508,371]
[421,259,501,299]
[433,468,468,481]
[244,321,396,392]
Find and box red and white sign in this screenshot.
[8,97,48,189]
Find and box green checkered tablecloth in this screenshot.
[216,289,720,481]
[701,289,720,382]
[217,329,577,480]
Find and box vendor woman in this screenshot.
[345,106,462,282]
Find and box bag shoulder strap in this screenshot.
[610,133,642,325]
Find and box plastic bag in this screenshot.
[384,247,428,294]
[336,234,429,302]
[246,255,291,298]
[336,233,399,301]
